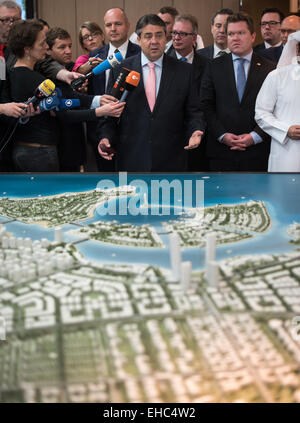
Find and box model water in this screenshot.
[0,174,299,269]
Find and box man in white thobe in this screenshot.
[255,31,300,172]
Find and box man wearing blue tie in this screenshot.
[200,13,275,171]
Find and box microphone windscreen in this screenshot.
[125,71,140,90]
[39,79,55,96]
[59,99,81,110]
[110,67,131,99]
[92,51,123,76]
[39,95,60,111]
[53,87,63,98]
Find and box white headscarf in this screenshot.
[277,30,300,68]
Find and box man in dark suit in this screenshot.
[257,15,300,63]
[89,8,140,96]
[197,8,233,60]
[88,7,140,171]
[167,13,209,171]
[200,12,276,171]
[254,8,284,55]
[97,14,205,172]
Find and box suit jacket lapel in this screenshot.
[132,53,151,113]
[241,53,263,102]
[152,54,176,114]
[225,53,240,104]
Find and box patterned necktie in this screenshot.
[236,58,246,102]
[145,62,156,112]
[180,57,187,62]
[216,50,227,58]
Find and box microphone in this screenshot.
[119,71,140,103]
[110,67,131,100]
[71,51,123,90]
[26,79,56,108]
[39,94,80,112]
[59,98,80,110]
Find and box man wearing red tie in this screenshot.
[97,14,205,172]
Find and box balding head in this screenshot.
[103,7,130,47]
[281,15,300,44]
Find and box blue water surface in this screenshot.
[0,173,299,269]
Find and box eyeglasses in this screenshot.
[0,17,20,25]
[82,32,101,41]
[260,21,281,27]
[280,29,295,34]
[171,30,195,38]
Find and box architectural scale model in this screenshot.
[0,174,299,403]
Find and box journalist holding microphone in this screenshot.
[6,19,125,172]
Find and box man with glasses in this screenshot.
[167,14,209,171]
[254,7,284,55]
[260,14,300,63]
[0,0,21,68]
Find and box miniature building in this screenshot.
[54,227,63,243]
[180,261,192,291]
[169,233,182,281]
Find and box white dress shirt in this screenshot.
[213,44,230,58]
[255,60,300,172]
[105,40,129,89]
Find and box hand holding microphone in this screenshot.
[25,79,56,109]
[71,51,123,90]
[95,101,125,118]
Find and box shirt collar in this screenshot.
[141,51,164,68]
[232,50,253,62]
[214,44,230,57]
[175,50,194,64]
[165,40,173,52]
[108,40,129,58]
[264,41,282,49]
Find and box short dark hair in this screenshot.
[211,8,234,25]
[7,19,43,58]
[79,21,104,48]
[175,14,198,34]
[225,12,255,34]
[136,14,166,37]
[158,6,178,18]
[46,27,71,49]
[261,8,285,22]
[37,18,49,28]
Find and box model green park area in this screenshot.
[0,187,271,249]
[0,186,135,228]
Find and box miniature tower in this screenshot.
[180,261,192,291]
[205,232,216,279]
[54,227,63,243]
[207,260,219,287]
[169,232,182,281]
